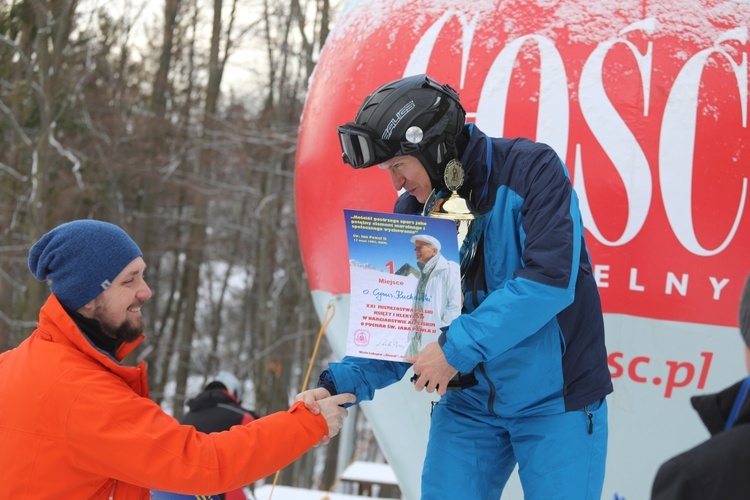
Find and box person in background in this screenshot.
[182,371,259,433]
[0,219,354,498]
[651,276,750,500]
[159,371,260,500]
[297,74,612,499]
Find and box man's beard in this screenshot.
[92,300,145,344]
[101,316,144,344]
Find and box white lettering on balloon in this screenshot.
[404,12,748,258]
[659,27,748,256]
[475,34,569,158]
[576,19,655,246]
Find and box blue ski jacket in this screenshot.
[324,124,613,417]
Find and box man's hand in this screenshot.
[295,387,333,415]
[313,393,356,446]
[406,342,457,396]
[296,389,355,446]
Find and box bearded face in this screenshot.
[91,297,146,344]
[78,257,151,344]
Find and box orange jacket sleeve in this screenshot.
[62,373,327,494]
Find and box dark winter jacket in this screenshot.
[651,377,750,500]
[181,388,258,433]
[177,388,259,500]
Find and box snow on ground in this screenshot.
[252,484,388,500]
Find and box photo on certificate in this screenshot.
[344,209,461,361]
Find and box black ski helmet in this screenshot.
[337,74,466,188]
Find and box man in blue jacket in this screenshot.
[297,74,613,499]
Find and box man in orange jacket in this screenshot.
[0,219,354,499]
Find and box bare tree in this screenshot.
[0,0,85,346]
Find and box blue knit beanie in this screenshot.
[28,220,143,310]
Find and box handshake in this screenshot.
[295,388,355,446]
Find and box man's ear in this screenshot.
[77,300,96,319]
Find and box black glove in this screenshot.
[410,371,478,391]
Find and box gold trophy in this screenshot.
[423,159,484,280]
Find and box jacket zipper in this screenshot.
[109,479,117,499]
[584,405,594,434]
[477,363,497,416]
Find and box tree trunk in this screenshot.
[172,0,228,420]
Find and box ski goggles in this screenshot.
[337,123,389,169]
